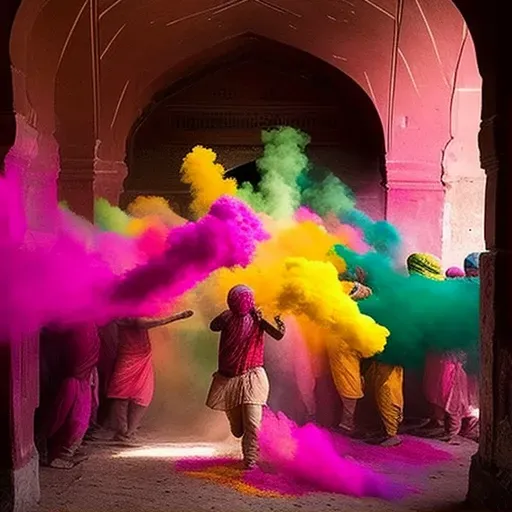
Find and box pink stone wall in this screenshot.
[386,180,445,260]
[442,35,485,267]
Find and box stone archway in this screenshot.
[1,0,505,509]
[123,36,386,220]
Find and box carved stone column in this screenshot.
[22,129,60,232]
[0,112,16,168]
[0,116,41,512]
[93,159,128,206]
[466,112,512,508]
[58,158,95,221]
[385,161,445,259]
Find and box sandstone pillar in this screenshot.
[59,158,95,221]
[0,117,41,512]
[385,161,444,259]
[466,108,512,508]
[93,159,128,206]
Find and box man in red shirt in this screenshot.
[206,285,285,469]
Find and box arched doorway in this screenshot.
[122,37,387,436]
[123,36,386,221]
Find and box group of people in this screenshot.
[35,282,284,471]
[325,251,480,450]
[34,251,480,471]
[35,311,194,469]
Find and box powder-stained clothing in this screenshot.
[43,324,100,459]
[107,311,194,437]
[206,367,270,410]
[207,285,285,466]
[226,404,263,466]
[328,347,363,399]
[107,324,154,407]
[327,282,370,401]
[365,361,404,437]
[423,351,478,437]
[98,322,120,395]
[423,352,470,417]
[211,310,265,378]
[47,378,92,459]
[407,253,457,431]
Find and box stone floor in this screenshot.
[37,432,479,512]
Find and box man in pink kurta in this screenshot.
[419,254,480,442]
[107,311,193,443]
[41,323,100,468]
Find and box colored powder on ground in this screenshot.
[258,409,409,500]
[176,423,453,499]
[176,458,294,498]
[330,434,453,472]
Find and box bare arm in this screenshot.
[210,312,228,332]
[119,310,194,330]
[261,316,286,341]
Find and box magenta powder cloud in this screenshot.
[258,409,409,500]
[112,196,269,306]
[0,155,268,339]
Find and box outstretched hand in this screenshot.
[274,315,285,329]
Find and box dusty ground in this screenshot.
[37,429,478,512]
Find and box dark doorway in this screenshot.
[123,36,386,221]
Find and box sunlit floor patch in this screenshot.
[112,443,219,459]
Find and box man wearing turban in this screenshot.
[206,285,285,469]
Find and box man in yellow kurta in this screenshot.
[363,253,445,447]
[327,280,372,435]
[327,345,364,434]
[364,361,404,446]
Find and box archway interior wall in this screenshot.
[121,144,263,215]
[124,47,385,222]
[126,47,386,432]
[123,144,386,222]
[441,34,485,268]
